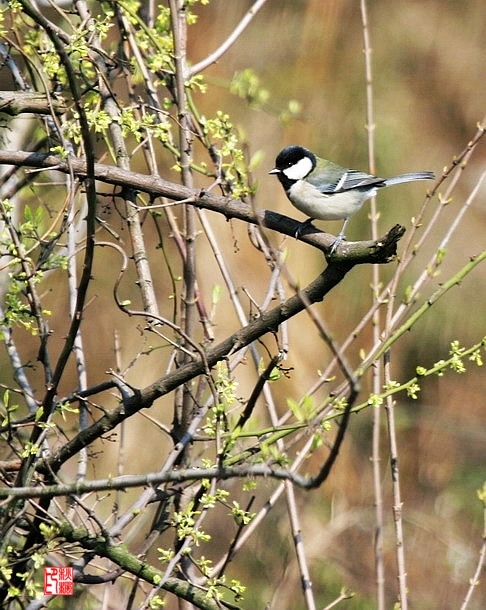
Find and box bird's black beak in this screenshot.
[268,168,280,175]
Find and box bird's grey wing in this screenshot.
[306,168,385,194]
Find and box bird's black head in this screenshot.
[269,145,316,186]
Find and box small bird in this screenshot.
[269,145,435,252]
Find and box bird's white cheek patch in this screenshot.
[282,156,314,180]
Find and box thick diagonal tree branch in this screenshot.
[0,91,67,115]
[41,261,355,474]
[0,150,404,260]
[36,224,408,477]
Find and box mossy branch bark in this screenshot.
[59,522,240,610]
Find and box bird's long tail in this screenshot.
[384,171,435,186]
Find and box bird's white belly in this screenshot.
[288,180,375,220]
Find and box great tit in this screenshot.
[269,145,435,252]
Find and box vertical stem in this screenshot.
[114,329,125,522]
[459,489,486,610]
[384,353,409,610]
[285,480,317,610]
[360,3,385,609]
[66,185,89,482]
[169,0,198,459]
[169,14,199,606]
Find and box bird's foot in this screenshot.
[294,217,314,239]
[330,232,347,254]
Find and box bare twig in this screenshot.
[459,487,486,610]
[360,3,386,608]
[187,0,269,77]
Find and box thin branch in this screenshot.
[233,352,283,432]
[322,588,355,610]
[0,462,365,500]
[364,250,486,367]
[169,0,199,469]
[384,373,408,610]
[187,0,269,77]
[286,479,316,610]
[360,3,386,608]
[386,117,486,331]
[459,488,486,610]
[0,312,37,413]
